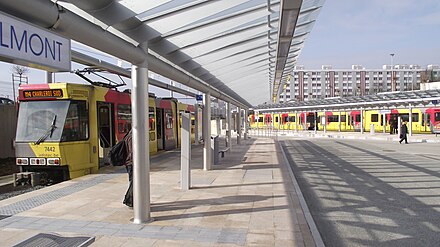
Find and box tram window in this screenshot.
[165,112,173,129]
[283,116,289,123]
[400,114,409,122]
[341,115,346,122]
[62,101,89,142]
[275,116,279,122]
[412,113,419,122]
[435,112,440,121]
[289,116,295,122]
[179,110,185,128]
[117,104,132,133]
[424,114,431,126]
[371,114,379,122]
[355,115,361,122]
[99,107,109,125]
[149,107,155,131]
[117,104,131,120]
[258,117,263,122]
[328,115,340,122]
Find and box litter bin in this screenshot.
[370,124,375,134]
[211,135,219,165]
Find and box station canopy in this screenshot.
[54,0,325,107]
[254,89,440,113]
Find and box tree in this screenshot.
[10,65,29,103]
[11,65,29,85]
[11,65,29,76]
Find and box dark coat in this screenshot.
[392,119,398,128]
[124,130,133,167]
[401,123,408,134]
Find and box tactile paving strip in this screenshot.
[0,174,119,215]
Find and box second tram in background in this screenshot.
[14,82,196,182]
[250,108,440,134]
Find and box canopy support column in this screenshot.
[360,108,364,134]
[194,104,200,143]
[237,108,242,145]
[203,92,212,171]
[181,113,191,191]
[314,112,317,134]
[132,62,150,224]
[226,102,232,147]
[338,111,341,132]
[244,109,248,140]
[409,105,413,136]
[46,72,53,83]
[295,112,299,132]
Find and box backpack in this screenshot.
[109,139,127,166]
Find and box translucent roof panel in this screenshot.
[57,0,325,106]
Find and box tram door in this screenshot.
[156,108,164,150]
[97,102,115,167]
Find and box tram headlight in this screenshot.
[16,158,28,165]
[47,158,60,166]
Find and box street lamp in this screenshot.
[390,53,395,91]
[304,72,310,101]
[411,71,416,91]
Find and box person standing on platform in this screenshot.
[399,121,409,144]
[393,117,398,134]
[389,118,394,135]
[123,129,134,207]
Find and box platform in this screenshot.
[250,129,440,143]
[0,137,317,247]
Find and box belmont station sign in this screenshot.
[0,11,71,72]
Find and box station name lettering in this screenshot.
[0,21,64,61]
[23,89,63,98]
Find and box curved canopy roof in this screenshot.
[56,0,325,106]
[254,90,440,112]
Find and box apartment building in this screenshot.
[280,64,440,103]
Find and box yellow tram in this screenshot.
[15,82,195,181]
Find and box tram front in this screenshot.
[15,83,95,182]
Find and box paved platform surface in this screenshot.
[280,137,440,246]
[0,137,316,247]
[250,129,440,143]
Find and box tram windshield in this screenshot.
[435,112,440,122]
[16,100,89,143]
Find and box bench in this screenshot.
[219,147,230,158]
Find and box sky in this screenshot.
[297,0,440,69]
[1,0,440,99]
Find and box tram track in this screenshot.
[0,183,46,201]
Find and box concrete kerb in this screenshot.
[252,129,440,143]
[278,140,325,247]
